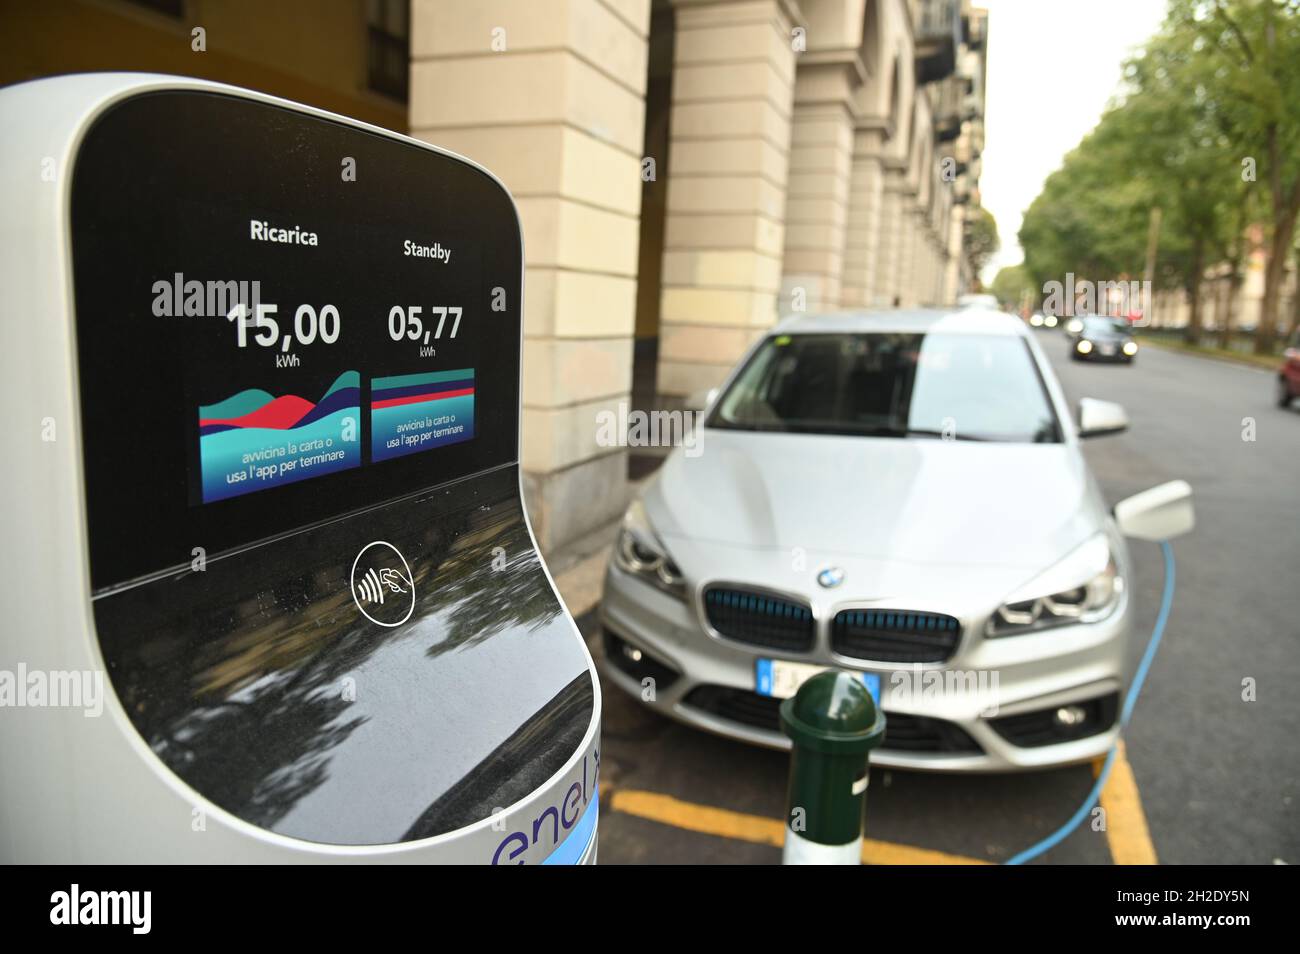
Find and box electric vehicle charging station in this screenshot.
[0,74,600,864]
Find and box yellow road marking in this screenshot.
[1094,741,1158,865]
[861,836,989,866]
[610,789,783,847]
[609,788,990,865]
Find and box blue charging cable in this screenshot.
[1005,540,1176,865]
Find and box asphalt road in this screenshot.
[582,336,1299,865]
[1048,336,1299,865]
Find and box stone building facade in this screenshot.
[1,0,990,553]
[407,0,988,550]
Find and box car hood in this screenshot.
[647,430,1104,575]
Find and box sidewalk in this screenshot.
[1139,335,1285,372]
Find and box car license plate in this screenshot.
[1101,344,1116,355]
[756,658,881,705]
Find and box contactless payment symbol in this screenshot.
[351,541,416,627]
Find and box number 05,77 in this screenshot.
[388,305,462,342]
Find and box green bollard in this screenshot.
[779,670,886,865]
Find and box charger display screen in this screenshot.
[71,91,522,589]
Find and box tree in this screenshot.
[991,264,1033,310]
[1018,114,1160,307]
[1019,1,1300,352]
[1216,191,1261,348]
[1290,238,1300,338]
[964,206,999,286]
[1121,24,1246,345]
[1170,0,1300,353]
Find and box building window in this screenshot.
[367,0,409,103]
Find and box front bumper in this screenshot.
[1074,343,1134,362]
[599,563,1128,772]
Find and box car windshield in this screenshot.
[709,332,1061,442]
[1083,317,1128,335]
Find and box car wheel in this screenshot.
[1279,377,1294,408]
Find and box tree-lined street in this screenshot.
[1011,0,1300,355]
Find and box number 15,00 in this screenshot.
[227,302,341,348]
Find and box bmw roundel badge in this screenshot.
[816,566,845,589]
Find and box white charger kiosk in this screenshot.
[0,74,600,863]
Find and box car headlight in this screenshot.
[1066,319,1083,334]
[1077,339,1093,354]
[986,534,1124,637]
[1123,341,1138,356]
[615,498,686,598]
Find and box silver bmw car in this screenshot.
[599,308,1192,772]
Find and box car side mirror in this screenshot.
[684,387,718,413]
[1114,480,1195,540]
[1078,397,1128,438]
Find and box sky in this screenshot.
[977,0,1171,283]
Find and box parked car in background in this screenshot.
[1071,315,1138,362]
[1279,329,1300,408]
[957,293,1000,309]
[599,309,1194,771]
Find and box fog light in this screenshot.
[623,644,643,663]
[1077,340,1093,354]
[1054,705,1088,727]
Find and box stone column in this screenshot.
[895,201,921,307]
[409,0,651,551]
[873,164,906,306]
[842,124,886,308]
[925,232,940,304]
[914,211,929,305]
[923,237,936,304]
[908,231,921,304]
[779,57,860,315]
[945,202,965,300]
[934,240,948,304]
[656,0,799,398]
[918,232,932,305]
